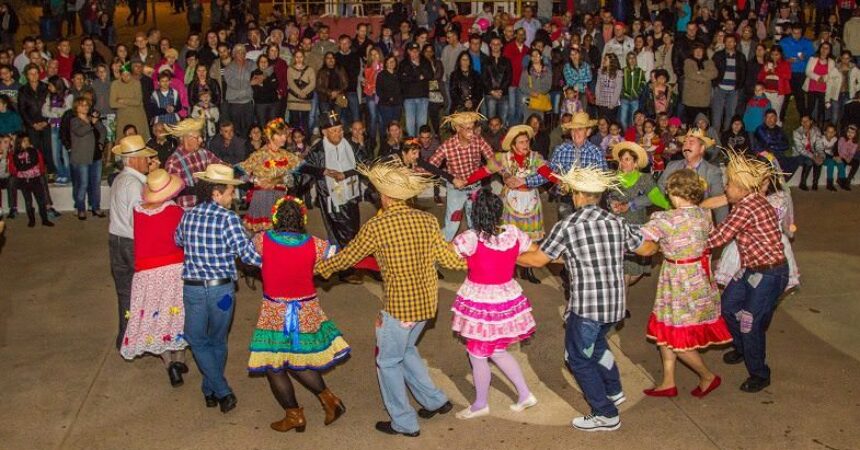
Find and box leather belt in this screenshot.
[746,261,786,272]
[183,278,232,287]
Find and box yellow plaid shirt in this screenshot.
[315,203,466,322]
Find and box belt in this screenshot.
[183,278,232,287]
[746,261,786,272]
[664,250,712,279]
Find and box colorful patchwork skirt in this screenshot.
[451,279,536,358]
[248,294,350,372]
[121,263,188,359]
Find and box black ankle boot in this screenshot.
[520,267,541,284]
[167,362,184,387]
[26,208,36,227]
[826,180,837,191]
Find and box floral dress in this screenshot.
[641,207,732,351]
[487,151,546,240]
[240,147,301,231]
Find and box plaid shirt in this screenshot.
[315,203,466,322]
[707,193,785,268]
[427,135,495,180]
[525,140,607,188]
[164,146,225,209]
[175,201,261,280]
[540,205,644,323]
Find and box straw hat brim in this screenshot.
[358,161,436,201]
[501,125,536,151]
[677,132,716,148]
[110,144,158,158]
[192,172,244,185]
[561,119,598,130]
[612,141,648,169]
[143,176,186,203]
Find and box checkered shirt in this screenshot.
[427,135,495,180]
[315,203,467,322]
[175,201,262,280]
[164,146,225,209]
[525,140,607,188]
[707,193,785,268]
[540,205,644,323]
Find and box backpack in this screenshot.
[59,109,75,150]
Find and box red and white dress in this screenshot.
[451,226,537,358]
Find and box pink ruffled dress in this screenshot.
[451,226,537,358]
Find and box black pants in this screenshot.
[226,102,255,141]
[27,128,52,174]
[109,234,135,350]
[289,110,310,134]
[255,102,281,129]
[0,177,15,210]
[846,158,860,182]
[786,72,807,119]
[320,197,360,248]
[428,102,443,135]
[64,11,77,35]
[799,157,822,188]
[16,177,48,220]
[173,0,186,12]
[128,0,142,25]
[597,106,619,124]
[807,91,826,125]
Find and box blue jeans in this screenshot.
[441,182,478,241]
[379,104,402,136]
[403,97,428,137]
[721,264,789,380]
[711,88,739,133]
[507,86,523,125]
[343,91,360,126]
[183,282,236,398]
[375,311,448,434]
[365,95,381,144]
[308,93,319,133]
[50,127,70,181]
[70,160,102,212]
[483,94,508,122]
[619,98,639,130]
[564,313,621,418]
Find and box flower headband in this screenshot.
[271,195,308,227]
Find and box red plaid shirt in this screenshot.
[164,146,225,209]
[427,136,495,180]
[707,193,785,268]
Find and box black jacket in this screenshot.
[673,34,700,77]
[16,82,48,127]
[448,68,484,112]
[481,54,512,93]
[298,138,369,196]
[335,51,362,91]
[187,78,222,106]
[375,70,402,107]
[398,57,434,99]
[711,50,747,89]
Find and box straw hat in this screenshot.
[724,148,775,192]
[612,141,648,169]
[553,165,620,194]
[679,128,716,148]
[501,125,536,151]
[143,169,185,203]
[165,118,205,137]
[193,164,243,185]
[111,135,157,157]
[561,112,598,130]
[442,111,486,130]
[358,160,436,201]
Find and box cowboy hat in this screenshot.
[143,169,185,204]
[193,164,243,185]
[679,128,716,148]
[111,135,158,158]
[501,125,536,151]
[612,141,649,169]
[553,165,620,194]
[358,160,436,201]
[561,112,597,130]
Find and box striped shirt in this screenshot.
[621,67,648,101]
[718,54,737,90]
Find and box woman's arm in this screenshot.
[700,194,728,210]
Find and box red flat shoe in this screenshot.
[643,386,678,397]
[691,376,722,398]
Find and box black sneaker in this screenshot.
[218,393,237,413]
[740,376,770,393]
[417,400,453,419]
[204,394,218,408]
[723,350,744,365]
[374,421,419,437]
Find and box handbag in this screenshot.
[335,94,349,108]
[428,79,444,104]
[527,75,552,112]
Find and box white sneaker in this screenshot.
[455,406,489,419]
[607,391,626,406]
[509,393,538,412]
[571,414,621,432]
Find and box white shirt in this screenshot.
[13,52,30,75]
[602,36,635,68]
[109,167,146,238]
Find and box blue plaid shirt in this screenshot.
[175,201,262,280]
[525,140,607,188]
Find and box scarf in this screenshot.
[323,138,360,213]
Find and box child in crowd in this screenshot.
[639,118,665,172]
[661,116,684,161]
[743,83,771,134]
[152,71,184,126]
[561,86,584,116]
[190,88,219,145]
[600,122,624,157]
[8,135,53,227]
[793,115,824,190]
[816,123,839,191]
[836,125,858,190]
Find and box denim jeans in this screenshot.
[309,93,319,133]
[507,86,523,126]
[711,88,739,133]
[441,182,478,241]
[619,98,639,130]
[721,264,789,380]
[70,160,102,212]
[379,105,403,136]
[484,94,508,123]
[183,282,237,398]
[375,311,448,434]
[564,313,621,418]
[365,95,381,145]
[50,127,70,181]
[344,91,360,126]
[403,97,429,137]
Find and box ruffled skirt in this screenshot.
[121,263,188,359]
[646,313,732,351]
[243,188,286,232]
[451,279,536,357]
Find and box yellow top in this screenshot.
[240,147,301,184]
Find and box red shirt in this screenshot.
[133,203,185,271]
[503,41,530,86]
[56,54,74,81]
[262,232,334,299]
[707,193,785,268]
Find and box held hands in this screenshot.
[453,178,467,189]
[609,201,629,214]
[147,156,161,172]
[504,176,525,189]
[325,169,345,181]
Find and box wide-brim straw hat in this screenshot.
[193,163,243,185]
[442,111,486,130]
[165,118,205,137]
[143,169,185,203]
[561,112,598,130]
[358,160,436,201]
[111,135,157,157]
[678,128,716,148]
[552,165,620,194]
[501,125,536,151]
[612,141,649,169]
[724,148,775,192]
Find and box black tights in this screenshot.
[265,369,327,409]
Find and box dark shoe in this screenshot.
[417,400,453,419]
[204,394,218,408]
[722,350,744,365]
[48,208,61,218]
[176,361,189,373]
[811,183,819,191]
[798,184,809,191]
[740,376,770,393]
[91,209,106,218]
[78,211,87,221]
[368,271,383,282]
[27,208,36,227]
[436,269,444,280]
[42,219,55,227]
[339,273,364,285]
[827,182,837,191]
[218,393,237,413]
[167,362,184,387]
[520,267,542,284]
[317,388,346,425]
[271,407,306,432]
[7,209,16,219]
[374,421,420,437]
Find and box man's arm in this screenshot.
[432,229,467,270]
[517,242,555,268]
[706,165,728,223]
[225,213,262,266]
[315,223,376,278]
[634,240,659,256]
[707,202,750,249]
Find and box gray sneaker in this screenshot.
[571,414,621,432]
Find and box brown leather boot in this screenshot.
[317,388,346,425]
[270,407,306,433]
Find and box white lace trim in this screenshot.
[454,226,528,256]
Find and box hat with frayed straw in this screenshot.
[165,117,205,137]
[678,128,716,148]
[442,111,486,130]
[553,165,621,194]
[612,141,649,169]
[143,169,185,203]
[111,135,158,157]
[724,148,776,192]
[501,125,536,151]
[358,160,436,200]
[193,163,243,185]
[561,112,598,130]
